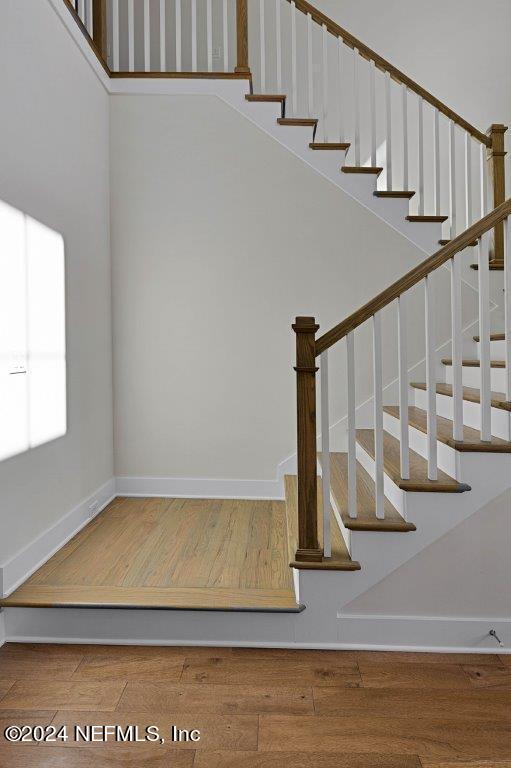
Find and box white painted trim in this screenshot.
[46,0,110,90]
[338,612,511,651]
[115,475,284,500]
[0,478,116,598]
[0,612,5,648]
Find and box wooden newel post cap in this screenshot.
[292,316,320,334]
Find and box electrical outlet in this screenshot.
[88,500,100,516]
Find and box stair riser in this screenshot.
[328,491,353,556]
[476,339,506,359]
[382,412,458,478]
[413,387,511,440]
[444,365,507,392]
[355,442,406,517]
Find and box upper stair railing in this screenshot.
[293,199,511,564]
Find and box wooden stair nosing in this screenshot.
[410,381,511,412]
[309,142,350,150]
[318,453,416,532]
[374,190,415,199]
[406,215,449,223]
[342,166,383,176]
[356,429,470,493]
[442,358,505,368]
[474,333,505,342]
[284,475,361,571]
[246,93,286,117]
[471,261,504,271]
[384,405,511,453]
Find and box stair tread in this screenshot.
[442,358,505,368]
[342,166,383,175]
[406,215,449,223]
[374,190,415,199]
[246,94,286,101]
[384,405,511,452]
[278,117,317,126]
[284,475,361,571]
[474,332,505,341]
[309,142,350,150]
[320,453,415,532]
[471,261,504,271]
[411,381,511,412]
[356,429,470,493]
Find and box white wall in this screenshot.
[110,94,442,482]
[0,0,113,565]
[344,488,511,618]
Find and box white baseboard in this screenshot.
[0,478,116,598]
[115,475,284,500]
[338,612,511,652]
[0,611,5,648]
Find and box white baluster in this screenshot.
[505,218,511,402]
[259,0,265,91]
[144,0,150,72]
[320,351,332,558]
[433,108,440,216]
[291,1,297,116]
[223,0,229,72]
[276,1,282,92]
[128,0,135,72]
[207,0,213,73]
[465,133,472,228]
[353,48,360,166]
[373,312,384,519]
[418,96,424,215]
[85,0,93,35]
[112,0,119,71]
[425,275,438,480]
[402,85,408,190]
[449,120,457,238]
[451,253,464,442]
[398,295,410,479]
[337,37,344,143]
[370,60,376,168]
[77,0,85,24]
[480,142,487,218]
[385,71,392,189]
[478,231,492,442]
[160,0,166,72]
[191,0,197,72]
[175,0,182,72]
[322,24,328,142]
[306,13,313,118]
[346,331,357,519]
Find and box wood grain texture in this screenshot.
[315,199,511,354]
[0,744,194,767]
[411,381,511,412]
[320,453,415,532]
[235,0,250,73]
[462,665,511,688]
[117,681,313,714]
[309,142,350,150]
[342,166,383,175]
[0,681,126,711]
[384,406,511,452]
[357,661,472,689]
[194,754,421,767]
[356,429,470,492]
[442,358,505,368]
[0,498,298,611]
[471,260,505,270]
[406,215,448,223]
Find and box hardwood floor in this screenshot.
[0,497,299,611]
[1,644,510,766]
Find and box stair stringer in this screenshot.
[294,451,511,645]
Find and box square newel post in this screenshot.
[292,317,323,563]
[92,0,108,63]
[487,124,508,263]
[235,0,250,74]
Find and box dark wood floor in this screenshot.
[1,643,511,765]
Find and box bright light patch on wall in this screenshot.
[0,200,66,462]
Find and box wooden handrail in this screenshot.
[315,199,511,356]
[283,0,491,147]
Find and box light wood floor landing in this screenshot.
[0,497,301,612]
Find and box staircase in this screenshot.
[6,0,507,651]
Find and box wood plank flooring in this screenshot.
[1,643,510,766]
[0,498,299,611]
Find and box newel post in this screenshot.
[235,0,250,74]
[487,124,508,263]
[92,0,108,63]
[292,317,323,563]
